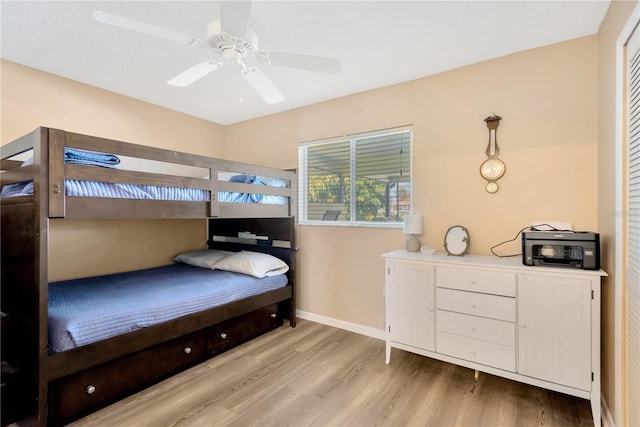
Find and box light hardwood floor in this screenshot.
[70,319,594,427]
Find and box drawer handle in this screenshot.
[85,385,96,395]
[184,346,192,355]
[471,303,477,308]
[470,280,477,284]
[220,333,228,340]
[470,327,476,331]
[270,313,277,319]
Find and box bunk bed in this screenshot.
[0,127,297,426]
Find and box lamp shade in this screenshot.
[403,214,422,235]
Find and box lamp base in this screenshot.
[405,235,421,252]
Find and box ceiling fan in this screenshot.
[93,1,341,104]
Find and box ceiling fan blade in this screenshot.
[93,10,203,47]
[241,67,284,104]
[261,51,341,74]
[167,60,223,87]
[219,1,252,38]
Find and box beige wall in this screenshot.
[224,36,599,330]
[1,60,225,281]
[598,0,638,423]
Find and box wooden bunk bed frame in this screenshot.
[0,128,297,426]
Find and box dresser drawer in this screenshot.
[436,310,515,346]
[436,288,515,322]
[436,266,515,297]
[436,331,515,372]
[50,330,205,424]
[207,304,281,355]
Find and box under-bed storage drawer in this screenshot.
[207,304,281,355]
[50,330,205,424]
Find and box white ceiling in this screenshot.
[1,1,610,125]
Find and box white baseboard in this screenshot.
[296,310,386,341]
[601,393,616,427]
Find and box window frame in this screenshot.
[298,125,413,228]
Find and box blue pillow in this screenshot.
[229,174,255,183]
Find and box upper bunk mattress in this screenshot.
[1,147,289,204]
[48,263,288,354]
[70,180,209,201]
[1,178,287,204]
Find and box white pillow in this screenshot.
[213,251,289,278]
[259,195,288,205]
[173,249,232,269]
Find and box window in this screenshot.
[298,126,412,226]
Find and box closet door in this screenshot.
[624,19,640,426]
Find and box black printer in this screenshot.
[522,231,600,270]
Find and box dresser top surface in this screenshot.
[382,249,607,278]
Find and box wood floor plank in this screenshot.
[69,320,593,427]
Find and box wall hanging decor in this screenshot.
[479,114,506,193]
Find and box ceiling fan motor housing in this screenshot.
[206,20,258,60]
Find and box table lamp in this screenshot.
[403,214,422,252]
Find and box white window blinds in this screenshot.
[298,127,412,226]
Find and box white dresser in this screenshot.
[383,250,606,426]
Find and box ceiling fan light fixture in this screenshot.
[222,47,242,64]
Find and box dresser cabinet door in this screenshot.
[517,274,592,391]
[386,261,435,352]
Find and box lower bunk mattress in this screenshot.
[48,264,288,354]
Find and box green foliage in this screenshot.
[307,174,404,221]
[307,174,342,203]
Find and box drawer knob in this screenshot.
[184,346,192,354]
[470,327,476,331]
[470,280,477,284]
[270,313,277,319]
[85,385,96,395]
[471,303,477,308]
[220,332,228,340]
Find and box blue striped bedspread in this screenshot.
[48,263,288,354]
[1,180,287,204]
[1,152,288,203]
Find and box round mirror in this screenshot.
[444,225,470,256]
